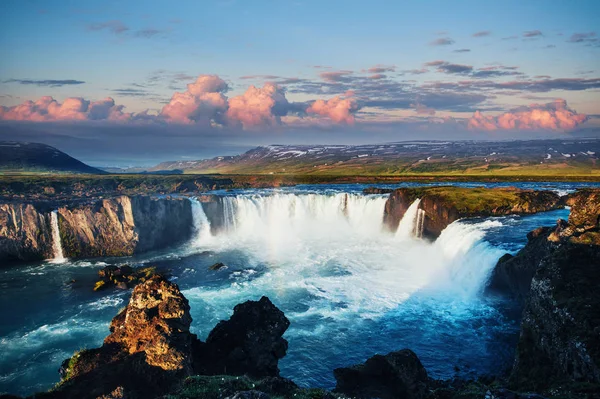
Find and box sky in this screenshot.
[1,0,599,166]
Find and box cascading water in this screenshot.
[49,210,65,263]
[395,198,422,239]
[189,198,212,246]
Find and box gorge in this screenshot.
[1,182,599,398]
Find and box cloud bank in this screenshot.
[0,75,360,128]
[468,99,588,130]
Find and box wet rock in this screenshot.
[195,296,290,378]
[94,265,160,291]
[333,349,429,399]
[209,262,227,270]
[226,391,270,399]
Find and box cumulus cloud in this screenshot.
[226,83,291,129]
[472,31,491,37]
[567,32,598,44]
[425,61,473,74]
[160,75,229,124]
[412,102,436,116]
[468,99,588,131]
[0,96,135,122]
[320,71,354,83]
[367,65,395,73]
[307,96,359,124]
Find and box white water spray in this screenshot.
[189,198,212,245]
[396,198,423,240]
[49,211,65,263]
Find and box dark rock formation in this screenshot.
[486,226,557,303]
[195,296,290,378]
[384,187,561,239]
[333,349,429,399]
[486,188,600,393]
[510,244,600,391]
[58,195,193,258]
[209,262,227,270]
[0,203,53,263]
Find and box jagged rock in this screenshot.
[384,187,561,239]
[53,276,195,398]
[195,296,290,378]
[104,275,194,372]
[510,244,600,391]
[333,349,429,399]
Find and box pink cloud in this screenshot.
[306,96,359,124]
[226,83,290,129]
[0,96,134,121]
[160,75,229,124]
[468,99,588,131]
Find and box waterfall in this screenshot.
[189,198,212,245]
[414,208,426,238]
[395,199,422,240]
[49,211,66,263]
[214,193,388,239]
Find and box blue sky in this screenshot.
[0,0,599,164]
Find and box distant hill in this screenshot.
[147,139,600,176]
[0,141,105,174]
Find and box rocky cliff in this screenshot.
[487,188,600,392]
[0,203,53,263]
[0,196,195,263]
[384,186,561,239]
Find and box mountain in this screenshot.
[0,141,105,174]
[148,139,600,176]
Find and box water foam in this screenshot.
[48,211,66,264]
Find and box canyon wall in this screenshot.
[0,196,193,263]
[0,203,54,263]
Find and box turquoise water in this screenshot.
[0,182,593,396]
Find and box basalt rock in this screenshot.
[510,244,600,391]
[0,203,53,263]
[333,349,429,399]
[57,195,193,258]
[384,187,561,239]
[53,275,195,398]
[51,277,290,398]
[194,296,290,378]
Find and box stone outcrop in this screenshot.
[51,276,290,399]
[58,196,193,258]
[384,187,561,239]
[195,296,290,378]
[54,276,195,398]
[0,203,53,263]
[333,349,429,399]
